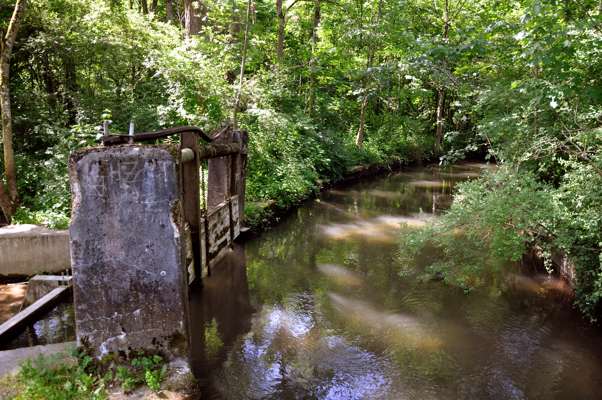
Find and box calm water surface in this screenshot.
[190,163,602,400]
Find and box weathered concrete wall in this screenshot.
[69,145,190,360]
[0,225,70,277]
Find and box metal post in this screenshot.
[128,121,135,145]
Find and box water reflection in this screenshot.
[1,302,75,350]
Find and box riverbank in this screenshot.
[243,158,419,236]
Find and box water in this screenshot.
[190,163,602,400]
[1,302,75,350]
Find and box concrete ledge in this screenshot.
[0,341,76,377]
[0,225,70,277]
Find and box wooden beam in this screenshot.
[198,143,241,160]
[0,286,71,341]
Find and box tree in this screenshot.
[275,0,304,62]
[355,0,382,148]
[305,0,320,114]
[184,0,203,36]
[0,0,27,222]
[434,0,450,153]
[233,0,253,127]
[166,0,175,22]
[276,0,284,61]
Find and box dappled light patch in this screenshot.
[327,293,442,352]
[407,180,452,189]
[317,264,364,288]
[319,214,435,244]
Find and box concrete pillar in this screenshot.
[69,145,190,360]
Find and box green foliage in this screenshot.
[399,168,555,291]
[9,348,168,399]
[204,318,224,358]
[400,163,602,318]
[13,351,106,400]
[7,0,435,227]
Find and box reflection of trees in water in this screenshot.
[189,244,254,386]
[2,302,74,350]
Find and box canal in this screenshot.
[190,163,602,399]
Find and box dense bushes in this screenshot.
[396,1,602,319]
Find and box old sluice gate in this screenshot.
[68,125,247,366]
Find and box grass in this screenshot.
[0,348,169,400]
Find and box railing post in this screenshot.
[181,132,202,285]
[236,130,248,223]
[207,128,233,210]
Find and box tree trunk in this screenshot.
[306,0,321,114]
[276,0,284,62]
[354,0,380,148]
[184,0,202,36]
[233,0,253,128]
[355,94,368,148]
[435,0,450,154]
[150,0,158,12]
[0,0,27,221]
[435,88,445,152]
[64,56,78,126]
[41,53,58,111]
[166,0,175,21]
[140,0,149,14]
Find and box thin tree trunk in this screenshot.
[184,0,202,36]
[355,0,380,148]
[166,0,175,22]
[306,0,321,114]
[435,89,445,151]
[0,0,27,221]
[140,0,149,14]
[64,56,78,126]
[41,53,58,111]
[233,0,253,128]
[355,95,368,148]
[435,0,450,153]
[150,0,158,12]
[276,0,285,62]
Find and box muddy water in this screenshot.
[190,163,602,400]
